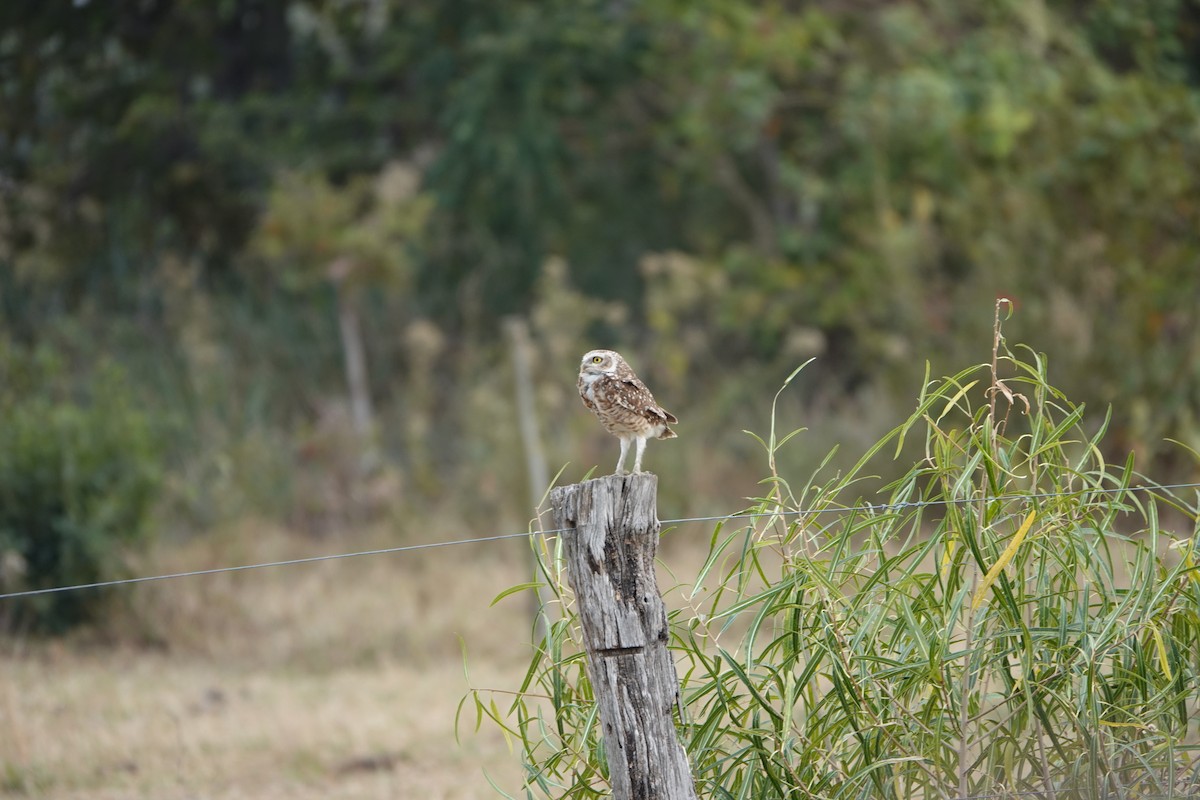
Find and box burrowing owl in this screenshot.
[578,349,678,475]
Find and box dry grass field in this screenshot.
[0,519,545,799]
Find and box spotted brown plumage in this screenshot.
[577,349,678,475]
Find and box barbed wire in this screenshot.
[1,481,1197,602]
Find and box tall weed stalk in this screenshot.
[466,309,1200,799]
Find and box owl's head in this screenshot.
[579,349,625,380]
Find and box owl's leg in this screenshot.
[633,436,648,474]
[615,437,630,475]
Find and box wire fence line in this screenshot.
[1,481,1197,603]
[943,794,1200,800]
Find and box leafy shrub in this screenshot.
[0,347,161,633]
[472,314,1200,798]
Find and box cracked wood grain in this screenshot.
[550,474,698,800]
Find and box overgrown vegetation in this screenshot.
[474,310,1200,798]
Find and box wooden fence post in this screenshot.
[550,474,698,800]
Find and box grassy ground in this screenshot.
[1,521,542,799]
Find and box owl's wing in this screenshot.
[617,378,678,424]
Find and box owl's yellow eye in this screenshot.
[591,356,603,364]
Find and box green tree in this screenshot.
[251,162,431,440]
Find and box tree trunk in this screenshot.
[333,278,373,439]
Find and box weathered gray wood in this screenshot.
[550,474,698,800]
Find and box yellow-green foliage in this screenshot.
[251,161,431,292]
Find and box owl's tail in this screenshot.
[658,426,677,440]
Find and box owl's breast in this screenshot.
[578,373,599,412]
[587,377,658,436]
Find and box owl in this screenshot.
[578,349,678,475]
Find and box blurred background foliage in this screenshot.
[0,0,1198,623]
[0,346,160,631]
